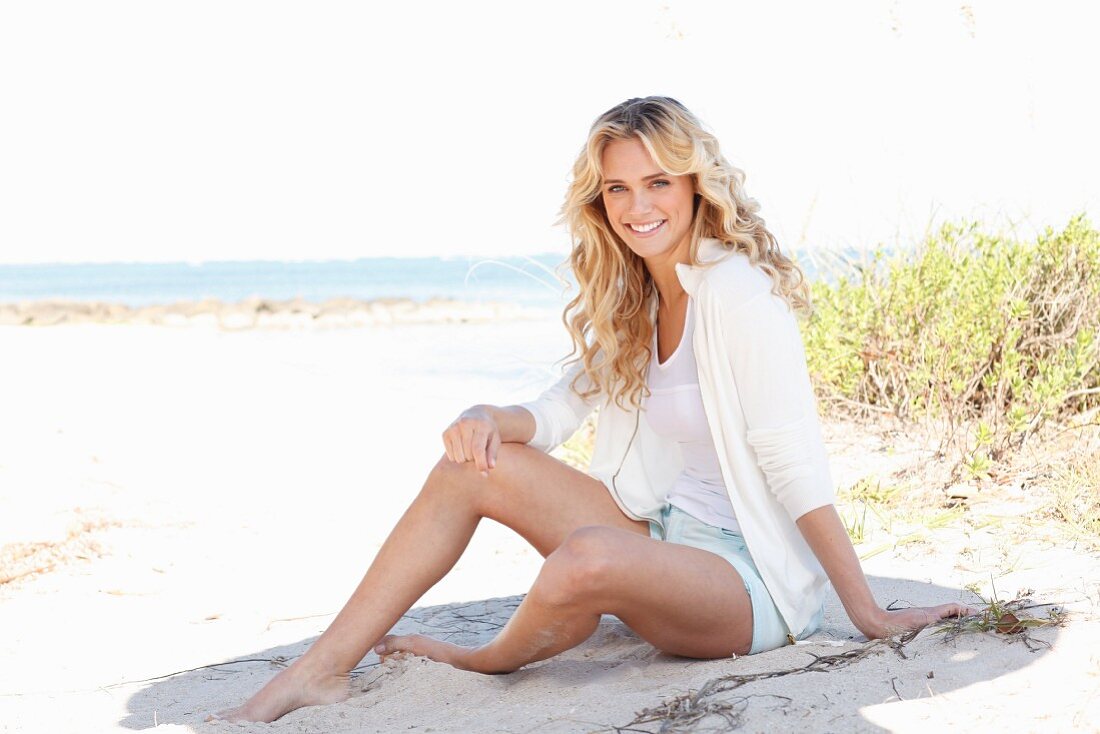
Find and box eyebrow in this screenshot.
[602,172,667,185]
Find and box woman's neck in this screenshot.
[652,275,687,313]
[642,232,693,309]
[645,253,690,311]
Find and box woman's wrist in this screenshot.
[482,404,535,445]
[848,602,887,637]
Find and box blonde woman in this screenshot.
[216,96,974,723]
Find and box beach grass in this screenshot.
[803,213,1100,474]
[809,214,1099,547]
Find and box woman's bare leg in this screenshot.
[375,525,755,673]
[214,443,648,723]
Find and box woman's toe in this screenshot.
[207,707,239,723]
[375,634,415,658]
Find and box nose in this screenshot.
[628,189,654,217]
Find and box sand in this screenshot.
[1,314,1098,733]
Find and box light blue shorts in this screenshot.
[648,503,824,655]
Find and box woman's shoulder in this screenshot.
[689,241,776,310]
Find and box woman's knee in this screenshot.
[531,526,620,608]
[422,443,535,507]
[422,453,480,504]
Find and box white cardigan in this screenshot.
[518,238,836,638]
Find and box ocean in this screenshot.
[0,248,857,308]
[0,255,573,309]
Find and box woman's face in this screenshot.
[599,137,695,264]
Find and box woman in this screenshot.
[216,96,973,723]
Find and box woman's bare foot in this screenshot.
[374,633,510,674]
[207,660,350,724]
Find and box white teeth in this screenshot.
[630,220,664,233]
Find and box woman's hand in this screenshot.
[858,603,977,641]
[794,507,979,644]
[442,406,502,477]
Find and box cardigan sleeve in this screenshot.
[721,289,836,521]
[517,361,601,453]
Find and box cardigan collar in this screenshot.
[674,237,730,296]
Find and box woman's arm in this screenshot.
[485,404,537,444]
[443,361,599,475]
[441,404,535,475]
[796,504,975,639]
[516,361,600,452]
[711,271,974,639]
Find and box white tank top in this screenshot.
[643,298,741,532]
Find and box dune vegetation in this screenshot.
[802,214,1100,554]
[803,214,1099,481]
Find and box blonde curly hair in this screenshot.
[559,96,810,409]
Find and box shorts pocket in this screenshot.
[716,528,749,555]
[719,528,744,539]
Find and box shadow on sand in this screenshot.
[121,575,1061,733]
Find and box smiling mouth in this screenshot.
[628,220,666,234]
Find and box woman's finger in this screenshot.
[445,432,465,463]
[470,429,491,473]
[488,432,501,469]
[459,425,481,466]
[441,429,455,462]
[925,603,974,623]
[461,420,486,464]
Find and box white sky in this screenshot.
[0,0,1095,264]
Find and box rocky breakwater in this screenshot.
[0,297,540,329]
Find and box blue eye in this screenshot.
[652,180,670,188]
[607,185,626,193]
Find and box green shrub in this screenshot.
[803,214,1100,464]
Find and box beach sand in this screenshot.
[1,313,1098,733]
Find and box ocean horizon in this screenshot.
[0,254,574,309]
[0,247,871,308]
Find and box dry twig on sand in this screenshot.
[613,637,905,733]
[613,591,1066,733]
